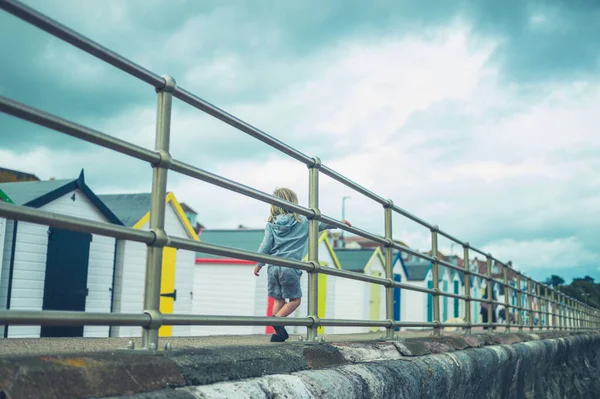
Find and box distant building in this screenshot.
[0,167,40,183]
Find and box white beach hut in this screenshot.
[99,192,199,338]
[0,171,122,338]
[329,247,387,334]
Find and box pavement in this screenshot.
[0,326,511,357]
[0,331,430,356]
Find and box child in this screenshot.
[253,187,351,342]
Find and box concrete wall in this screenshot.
[175,332,600,399]
[1,331,598,399]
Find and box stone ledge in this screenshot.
[0,331,596,399]
[109,332,600,399]
[0,352,185,399]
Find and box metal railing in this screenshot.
[0,0,598,350]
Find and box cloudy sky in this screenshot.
[1,0,599,283]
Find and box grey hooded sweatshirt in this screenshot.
[256,214,334,268]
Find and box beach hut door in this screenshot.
[41,227,91,337]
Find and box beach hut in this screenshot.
[99,192,199,338]
[0,171,123,338]
[193,228,268,336]
[470,275,481,323]
[391,251,409,331]
[330,247,387,334]
[390,253,452,328]
[193,229,341,336]
[449,270,465,320]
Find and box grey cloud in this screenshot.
[461,0,600,84]
[3,0,597,156]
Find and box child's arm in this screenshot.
[318,219,352,231]
[254,225,274,276]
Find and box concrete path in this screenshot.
[0,327,504,357]
[0,331,429,356]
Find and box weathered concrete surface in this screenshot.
[141,332,600,399]
[0,331,598,399]
[0,331,428,357]
[0,352,185,399]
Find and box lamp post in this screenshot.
[341,196,351,248]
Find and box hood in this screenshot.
[271,214,302,236]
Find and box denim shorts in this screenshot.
[267,265,302,299]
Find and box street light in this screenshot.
[341,196,351,248]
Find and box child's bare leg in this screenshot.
[275,298,301,317]
[272,298,286,316]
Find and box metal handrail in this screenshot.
[0,0,597,349]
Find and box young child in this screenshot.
[253,187,351,342]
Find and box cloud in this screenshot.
[482,237,598,272]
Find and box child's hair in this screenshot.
[268,187,303,223]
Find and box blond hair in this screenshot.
[268,187,303,223]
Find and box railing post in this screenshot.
[587,305,590,329]
[306,157,321,342]
[486,255,493,331]
[527,279,534,332]
[564,296,569,330]
[585,305,589,329]
[141,75,176,351]
[503,264,510,332]
[571,298,579,330]
[567,297,572,330]
[516,274,523,332]
[535,284,544,331]
[463,244,471,335]
[544,286,548,330]
[551,289,557,330]
[558,292,563,331]
[383,200,394,340]
[576,300,580,329]
[430,226,441,336]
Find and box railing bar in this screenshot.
[391,204,434,230]
[393,283,435,295]
[389,242,436,263]
[393,322,436,327]
[318,215,387,245]
[163,315,313,327]
[319,319,392,328]
[173,88,314,165]
[0,202,155,244]
[470,246,488,257]
[470,270,488,280]
[437,228,466,246]
[0,310,151,326]
[170,237,311,272]
[319,165,387,205]
[0,96,161,164]
[319,267,388,285]
[170,160,313,218]
[0,0,165,88]
[440,292,469,301]
[437,259,466,274]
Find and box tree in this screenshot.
[544,275,565,288]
